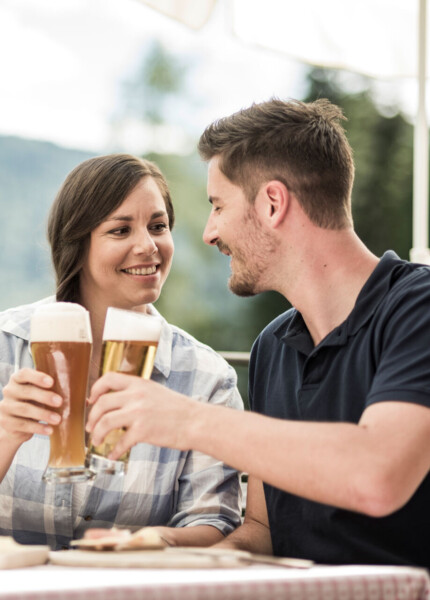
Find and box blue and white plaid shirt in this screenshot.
[0,298,243,549]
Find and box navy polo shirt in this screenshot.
[249,251,430,568]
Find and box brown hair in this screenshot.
[47,154,174,303]
[198,98,354,229]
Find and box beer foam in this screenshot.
[30,302,93,343]
[103,307,162,342]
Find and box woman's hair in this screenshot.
[47,154,174,303]
[198,98,355,230]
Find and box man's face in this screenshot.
[203,157,276,297]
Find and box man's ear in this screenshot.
[256,180,290,228]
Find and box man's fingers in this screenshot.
[88,372,140,404]
[86,390,132,433]
[107,429,137,461]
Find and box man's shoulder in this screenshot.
[384,260,430,308]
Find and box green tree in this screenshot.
[123,39,189,125]
[303,68,414,259]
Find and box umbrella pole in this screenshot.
[411,0,430,264]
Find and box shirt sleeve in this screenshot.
[166,366,243,535]
[367,275,430,408]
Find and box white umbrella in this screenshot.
[138,0,430,264]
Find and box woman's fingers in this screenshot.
[12,367,54,388]
[4,369,62,408]
[4,414,55,437]
[0,368,63,442]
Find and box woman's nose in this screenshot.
[132,231,157,255]
[202,213,219,246]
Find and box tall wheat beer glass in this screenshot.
[87,307,162,475]
[30,303,93,483]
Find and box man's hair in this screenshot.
[47,154,174,303]
[198,98,354,229]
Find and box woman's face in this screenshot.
[80,176,174,312]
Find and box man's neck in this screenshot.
[278,229,379,346]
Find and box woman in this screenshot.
[0,154,242,550]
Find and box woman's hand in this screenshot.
[86,373,199,459]
[0,368,63,447]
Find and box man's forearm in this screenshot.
[187,400,430,516]
[213,520,273,555]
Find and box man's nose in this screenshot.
[202,213,219,246]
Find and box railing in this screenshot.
[218,351,250,367]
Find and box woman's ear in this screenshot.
[256,180,290,229]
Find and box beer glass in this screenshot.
[30,302,93,483]
[87,307,162,476]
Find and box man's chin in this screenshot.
[228,276,257,298]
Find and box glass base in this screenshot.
[42,465,95,484]
[86,453,128,476]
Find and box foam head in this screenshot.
[30,302,93,343]
[103,308,162,342]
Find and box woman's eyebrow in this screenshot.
[105,215,133,222]
[105,210,167,223]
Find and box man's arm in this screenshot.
[87,374,430,517]
[214,476,272,554]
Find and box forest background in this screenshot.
[0,39,415,402]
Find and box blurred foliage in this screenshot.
[303,69,414,259]
[122,40,189,125]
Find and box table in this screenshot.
[0,563,429,600]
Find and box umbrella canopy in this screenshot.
[139,0,430,264]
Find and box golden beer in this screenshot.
[87,308,161,475]
[30,303,93,483]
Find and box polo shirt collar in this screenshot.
[275,250,403,355]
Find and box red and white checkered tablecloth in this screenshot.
[0,564,428,600]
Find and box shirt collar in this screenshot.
[275,250,405,355]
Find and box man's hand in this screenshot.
[86,372,199,458]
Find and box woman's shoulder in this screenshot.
[0,297,55,340]
[169,323,229,368]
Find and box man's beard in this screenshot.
[217,219,275,298]
[228,260,260,297]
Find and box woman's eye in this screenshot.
[150,223,169,232]
[108,226,130,236]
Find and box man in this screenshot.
[87,99,430,568]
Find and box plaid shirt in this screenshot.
[0,298,243,549]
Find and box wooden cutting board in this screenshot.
[0,537,50,569]
[49,548,245,569]
[49,547,313,569]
